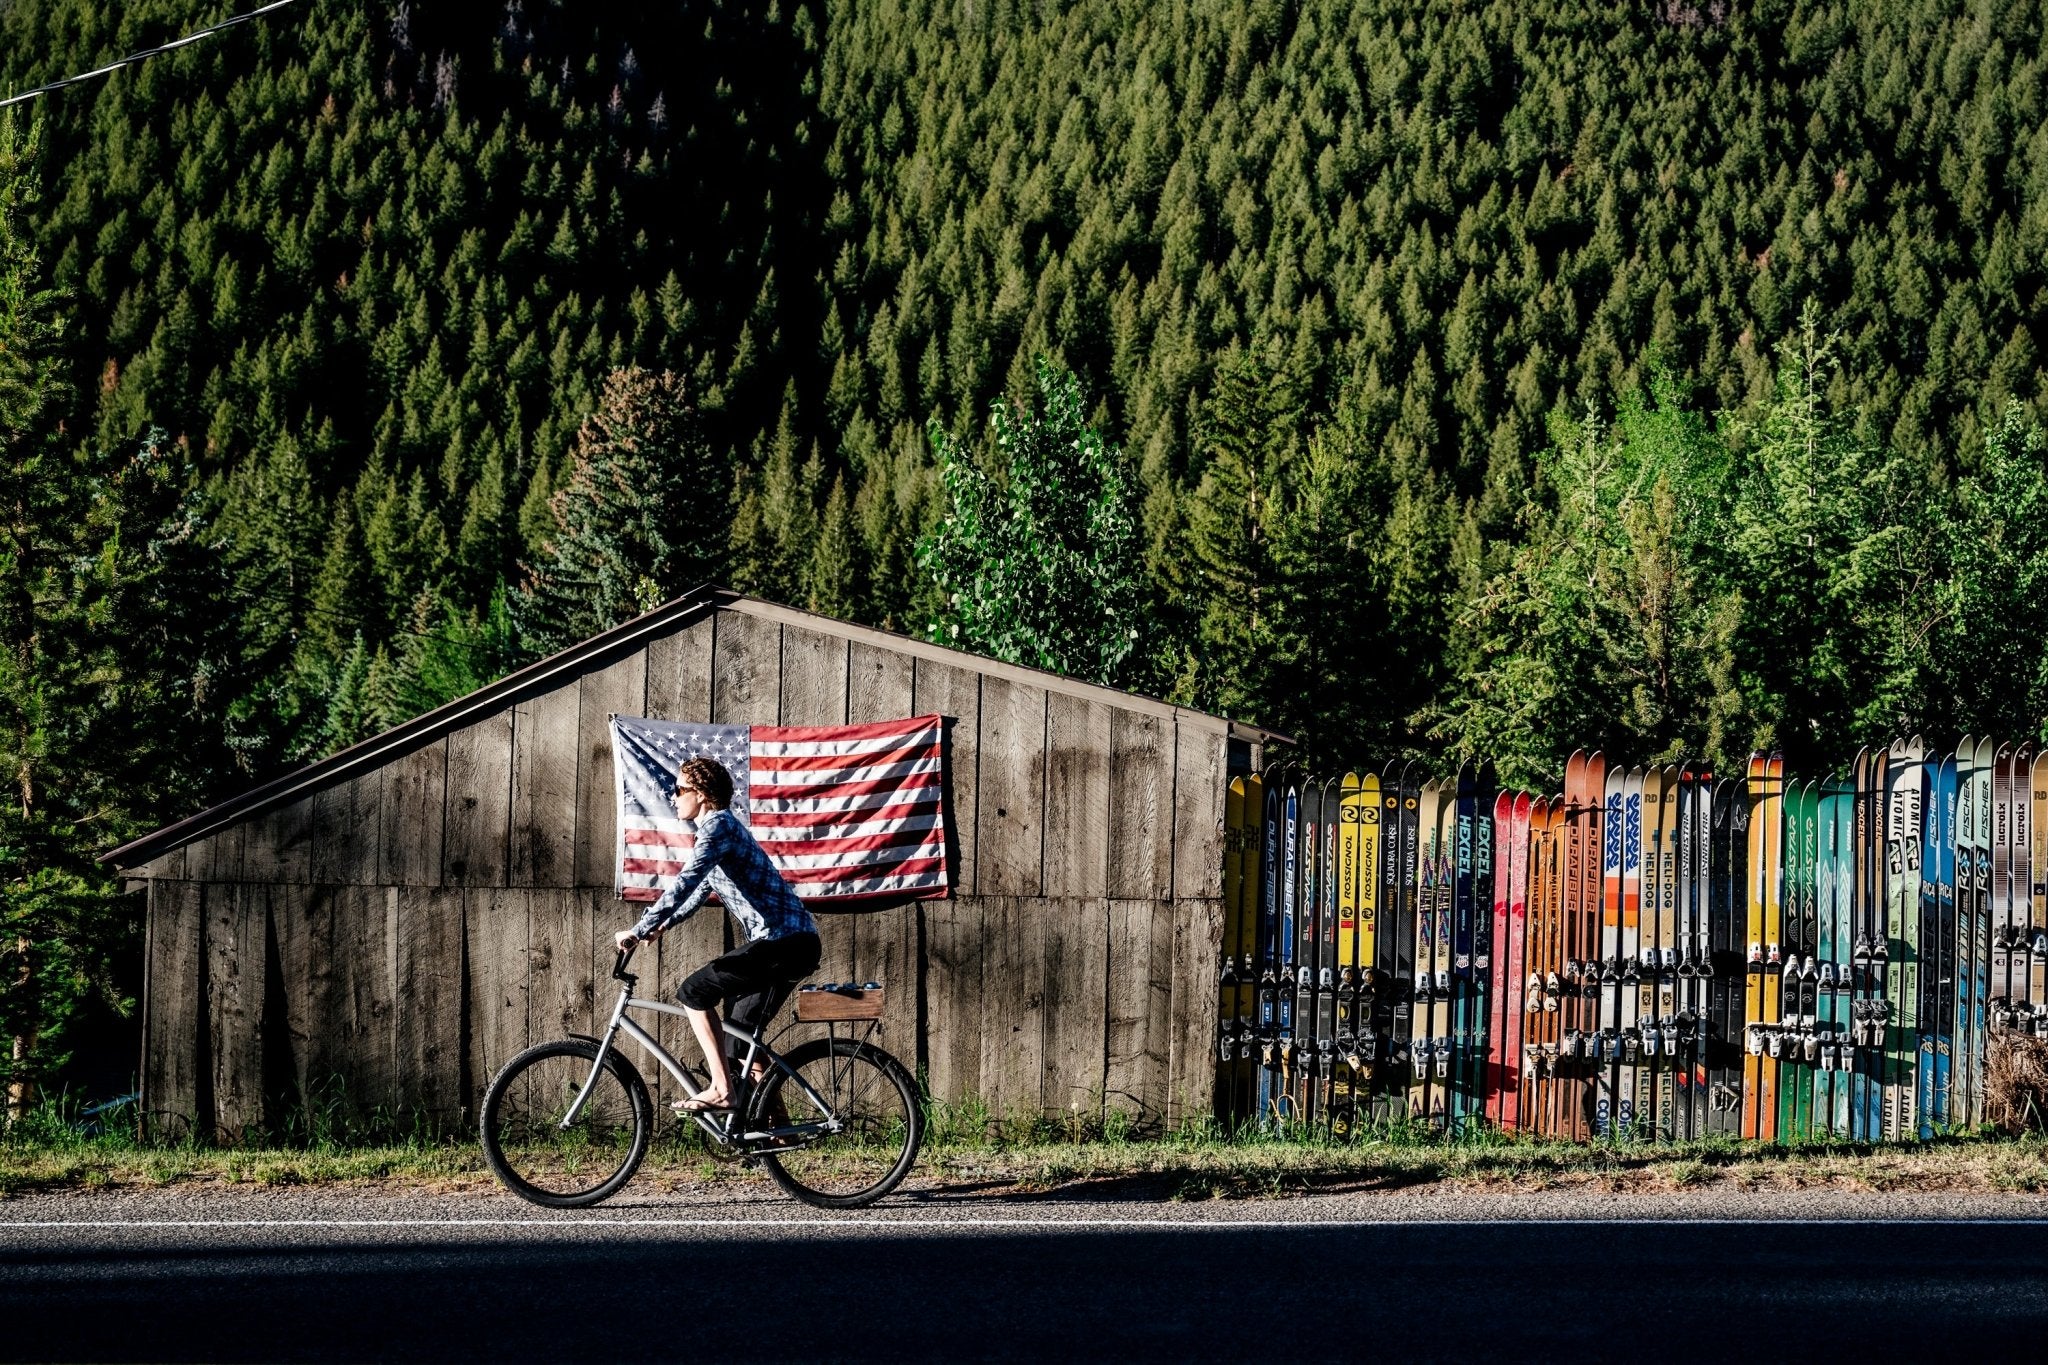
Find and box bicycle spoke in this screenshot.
[759,1039,921,1207]
[482,1042,649,1205]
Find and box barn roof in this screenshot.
[103,586,1289,869]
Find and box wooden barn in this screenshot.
[106,587,1279,1141]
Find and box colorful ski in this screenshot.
[1408,779,1441,1124]
[1375,761,1407,1125]
[1519,796,1545,1132]
[1952,741,1977,1131]
[1995,746,2018,1035]
[1774,778,1805,1140]
[1291,781,1318,1125]
[2032,751,2048,1033]
[1450,766,1478,1129]
[1653,765,1683,1138]
[1316,780,1342,1122]
[1429,777,1456,1129]
[1852,746,1886,1140]
[1534,793,1565,1136]
[1678,766,1712,1141]
[1621,767,1647,1136]
[1257,773,1286,1124]
[1484,789,1513,1126]
[1598,765,1626,1136]
[1709,773,1746,1135]
[1330,772,1365,1138]
[1277,779,1302,1125]
[1561,752,1590,1140]
[1793,779,1822,1138]
[1465,768,1495,1131]
[1742,753,1767,1139]
[1897,739,1926,1141]
[1931,752,1958,1129]
[1817,775,1848,1136]
[1918,752,1949,1136]
[1969,737,1995,1125]
[2006,744,2035,1033]
[1386,764,1418,1126]
[1638,765,1671,1137]
[1499,791,1533,1131]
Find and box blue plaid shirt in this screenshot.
[628,808,818,945]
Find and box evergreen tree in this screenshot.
[0,123,215,1115]
[517,366,724,654]
[807,475,859,619]
[1178,347,1305,720]
[0,116,87,1116]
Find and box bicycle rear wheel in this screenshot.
[755,1037,923,1208]
[481,1038,651,1208]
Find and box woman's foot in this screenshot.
[672,1091,733,1114]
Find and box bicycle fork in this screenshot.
[558,987,642,1132]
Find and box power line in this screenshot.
[1,0,310,111]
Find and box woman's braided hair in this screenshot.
[677,756,734,809]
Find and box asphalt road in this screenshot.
[9,1187,2048,1361]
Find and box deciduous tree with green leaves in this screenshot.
[918,361,1143,685]
[1935,402,2048,744]
[1725,302,1943,767]
[1443,374,1742,785]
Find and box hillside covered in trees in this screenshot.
[5,0,2048,1099]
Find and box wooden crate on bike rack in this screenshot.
[796,984,886,1022]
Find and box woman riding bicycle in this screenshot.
[612,756,821,1113]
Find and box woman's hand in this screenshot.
[615,928,647,953]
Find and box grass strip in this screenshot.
[9,1119,2048,1201]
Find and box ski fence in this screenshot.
[1216,739,2043,1141]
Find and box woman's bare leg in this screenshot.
[684,1005,732,1103]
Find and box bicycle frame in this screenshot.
[560,951,844,1148]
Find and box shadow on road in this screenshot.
[7,1220,2048,1361]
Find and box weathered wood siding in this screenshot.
[137,606,1234,1138]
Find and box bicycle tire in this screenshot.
[755,1037,923,1209]
[481,1038,651,1208]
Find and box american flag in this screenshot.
[609,714,951,905]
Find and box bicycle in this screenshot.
[480,943,924,1210]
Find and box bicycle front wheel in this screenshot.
[756,1037,924,1208]
[481,1038,651,1208]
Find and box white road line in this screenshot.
[10,1216,2048,1230]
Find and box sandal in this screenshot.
[672,1094,734,1114]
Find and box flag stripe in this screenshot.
[752,770,944,804]
[751,737,939,774]
[748,789,942,819]
[753,717,944,745]
[751,811,943,843]
[748,754,943,788]
[778,852,947,883]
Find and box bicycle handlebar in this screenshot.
[612,942,637,980]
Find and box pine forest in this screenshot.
[3,0,2048,1102]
